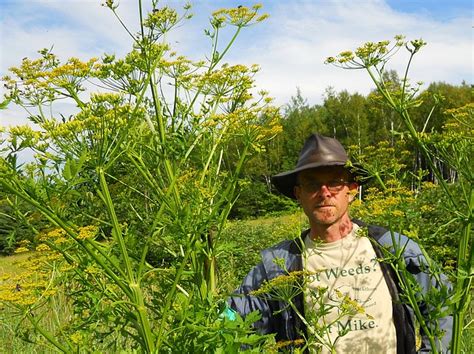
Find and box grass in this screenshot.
[0,213,306,352]
[0,251,34,274]
[0,252,71,353]
[218,211,306,292]
[1,253,32,352]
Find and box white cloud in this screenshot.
[0,0,471,127]
[238,0,472,106]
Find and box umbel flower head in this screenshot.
[325,35,410,69]
[251,270,313,302]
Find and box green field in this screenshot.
[0,214,301,353]
[0,252,33,274]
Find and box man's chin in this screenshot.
[313,216,337,225]
[313,210,336,221]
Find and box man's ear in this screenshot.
[347,183,358,202]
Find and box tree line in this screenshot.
[0,77,471,251]
[231,77,471,218]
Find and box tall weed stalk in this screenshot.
[0,1,280,351]
[327,36,472,353]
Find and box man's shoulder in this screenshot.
[262,238,299,257]
[262,229,309,255]
[352,219,424,260]
[352,219,388,241]
[258,231,308,275]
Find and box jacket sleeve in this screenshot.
[227,261,276,335]
[378,231,453,353]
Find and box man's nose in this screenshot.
[317,184,332,195]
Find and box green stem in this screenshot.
[155,246,193,350]
[199,127,227,184]
[0,176,135,299]
[66,87,85,109]
[163,159,181,206]
[288,301,334,352]
[138,0,145,41]
[3,201,135,349]
[38,104,47,122]
[216,25,242,64]
[149,71,166,144]
[452,187,473,353]
[98,167,155,352]
[365,65,459,210]
[126,153,162,197]
[129,282,156,352]
[399,109,458,209]
[182,24,243,119]
[26,312,71,352]
[110,5,140,44]
[385,229,440,353]
[97,167,134,281]
[400,52,415,104]
[104,46,163,165]
[373,172,387,190]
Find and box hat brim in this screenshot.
[271,161,365,199]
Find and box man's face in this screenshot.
[294,166,358,227]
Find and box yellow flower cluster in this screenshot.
[143,6,178,33]
[202,100,281,148]
[354,185,414,219]
[43,93,137,142]
[69,331,83,345]
[251,270,312,299]
[273,338,305,350]
[103,0,118,10]
[444,103,473,122]
[6,53,98,106]
[37,225,98,245]
[172,168,218,207]
[0,225,93,308]
[195,64,259,98]
[38,227,69,246]
[14,247,29,254]
[334,289,368,317]
[434,103,474,141]
[78,225,99,240]
[212,4,268,28]
[407,39,427,53]
[50,57,99,82]
[159,56,195,80]
[325,35,406,69]
[0,252,59,306]
[8,125,42,140]
[348,141,411,182]
[355,40,390,59]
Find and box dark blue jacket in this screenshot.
[229,220,453,353]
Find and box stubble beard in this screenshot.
[312,204,351,227]
[312,206,338,225]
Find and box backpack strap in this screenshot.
[352,218,387,241]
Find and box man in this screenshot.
[229,134,452,353]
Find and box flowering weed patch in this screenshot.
[1,1,280,352]
[0,251,72,353]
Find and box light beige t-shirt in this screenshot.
[303,223,397,353]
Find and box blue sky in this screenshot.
[0,0,472,127]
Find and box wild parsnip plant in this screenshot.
[250,261,372,353]
[1,1,280,352]
[327,36,473,353]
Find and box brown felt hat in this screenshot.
[271,133,360,199]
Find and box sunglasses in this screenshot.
[297,179,349,193]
